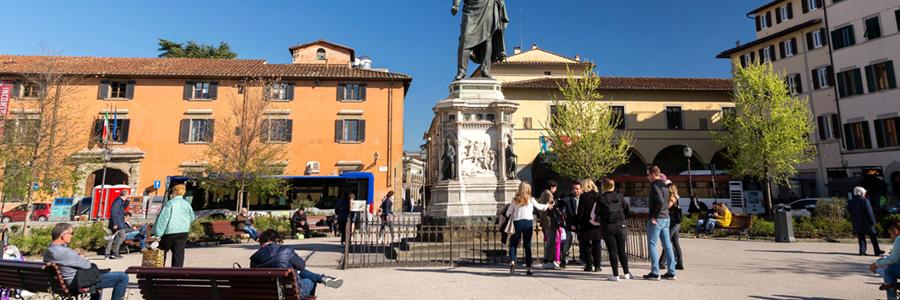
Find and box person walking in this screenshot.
[850,186,884,256]
[236,208,259,241]
[577,179,604,273]
[556,182,582,268]
[660,181,685,270]
[506,181,551,276]
[44,223,130,300]
[104,190,128,260]
[377,191,396,244]
[335,192,352,244]
[644,165,676,280]
[250,229,343,299]
[593,178,633,281]
[540,180,558,267]
[152,184,195,267]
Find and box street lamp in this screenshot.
[683,146,695,198]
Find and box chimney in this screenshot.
[735,40,741,47]
[575,55,581,62]
[531,43,538,50]
[513,46,521,55]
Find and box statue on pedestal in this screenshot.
[451,0,509,80]
[505,135,517,179]
[441,138,457,180]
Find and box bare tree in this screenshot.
[0,57,86,234]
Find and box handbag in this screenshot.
[504,205,517,235]
[141,248,165,267]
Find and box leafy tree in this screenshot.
[715,61,815,216]
[157,39,237,59]
[544,66,634,180]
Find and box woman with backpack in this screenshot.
[593,177,632,281]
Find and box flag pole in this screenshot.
[98,104,110,220]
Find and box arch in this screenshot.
[84,167,129,192]
[710,149,734,171]
[316,48,327,60]
[652,145,704,176]
[613,149,647,176]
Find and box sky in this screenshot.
[1,0,766,151]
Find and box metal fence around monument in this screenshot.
[340,214,649,269]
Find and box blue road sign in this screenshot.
[154,180,161,189]
[31,182,39,191]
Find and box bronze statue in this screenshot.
[505,135,517,179]
[451,0,509,80]
[442,138,457,180]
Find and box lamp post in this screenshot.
[683,147,695,198]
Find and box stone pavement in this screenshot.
[89,237,885,300]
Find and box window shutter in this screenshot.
[826,66,834,86]
[286,83,295,100]
[779,41,786,58]
[865,65,877,92]
[765,12,772,27]
[261,119,270,142]
[887,61,897,89]
[820,29,829,46]
[285,120,293,142]
[853,69,864,95]
[831,29,842,49]
[787,3,793,18]
[802,0,809,13]
[207,120,215,142]
[756,16,762,31]
[897,10,900,32]
[847,25,856,46]
[337,84,345,101]
[358,120,366,142]
[10,80,20,98]
[794,74,803,93]
[749,52,755,63]
[121,119,130,143]
[769,45,777,61]
[759,49,765,61]
[92,119,102,142]
[334,120,343,142]
[844,123,854,150]
[812,69,821,89]
[183,82,193,100]
[179,119,190,143]
[209,82,218,100]
[874,119,885,148]
[862,122,872,149]
[360,84,367,100]
[98,80,110,99]
[776,9,783,24]
[836,72,848,98]
[791,38,798,54]
[806,32,814,50]
[815,0,823,9]
[831,114,842,139]
[817,116,827,140]
[126,80,136,99]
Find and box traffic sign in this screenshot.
[31,182,39,191]
[154,180,161,189]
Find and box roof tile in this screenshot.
[503,77,733,91]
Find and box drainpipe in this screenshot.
[823,2,847,193]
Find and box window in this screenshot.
[740,53,755,68]
[816,114,841,140]
[92,117,130,144]
[844,121,872,150]
[183,81,217,100]
[266,82,294,101]
[802,0,822,13]
[179,119,214,143]
[786,73,803,95]
[334,119,365,142]
[776,4,793,24]
[699,118,709,130]
[2,118,40,144]
[110,82,127,98]
[316,48,326,61]
[337,83,366,101]
[780,38,798,58]
[807,28,827,50]
[543,71,552,76]
[866,61,897,92]
[874,117,900,148]
[611,106,625,129]
[756,12,772,31]
[836,68,864,98]
[522,117,533,129]
[831,25,856,50]
[666,106,683,130]
[812,66,834,90]
[20,82,42,98]
[759,45,776,63]
[262,119,293,143]
[864,16,882,40]
[98,80,135,100]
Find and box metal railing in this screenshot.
[341,215,649,269]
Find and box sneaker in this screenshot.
[323,276,343,289]
[113,254,123,259]
[509,263,516,274]
[526,268,534,276]
[622,273,634,280]
[675,265,684,270]
[553,262,561,270]
[583,266,593,272]
[876,250,886,256]
[609,275,620,282]
[542,263,555,269]
[642,273,660,281]
[661,273,677,280]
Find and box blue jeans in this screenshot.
[647,218,676,276]
[244,226,259,240]
[125,225,147,249]
[508,219,534,267]
[91,272,129,300]
[881,264,900,300]
[695,219,718,234]
[297,269,324,296]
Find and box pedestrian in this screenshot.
[236,208,259,241]
[593,178,633,281]
[660,181,684,270]
[44,223,130,300]
[122,213,148,249]
[540,180,558,267]
[850,186,884,256]
[696,202,732,236]
[555,182,581,268]
[644,165,677,280]
[870,221,900,300]
[291,209,311,239]
[577,179,604,273]
[506,181,551,276]
[104,190,128,260]
[335,192,352,244]
[377,191,396,244]
[152,184,195,267]
[250,229,343,300]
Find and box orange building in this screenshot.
[0,40,410,211]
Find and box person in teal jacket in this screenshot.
[153,184,195,267]
[871,221,900,300]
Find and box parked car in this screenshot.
[1,203,52,223]
[786,198,819,217]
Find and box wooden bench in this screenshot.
[715,215,753,240]
[0,260,85,299]
[202,221,249,244]
[126,266,306,300]
[307,216,331,235]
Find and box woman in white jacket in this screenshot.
[506,181,552,276]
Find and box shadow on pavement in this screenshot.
[229,242,344,254]
[748,295,844,300]
[396,265,612,282]
[745,249,853,256]
[749,257,869,279]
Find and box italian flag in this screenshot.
[101,111,110,143]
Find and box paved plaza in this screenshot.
[90,237,885,300]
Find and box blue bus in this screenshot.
[163,172,374,213]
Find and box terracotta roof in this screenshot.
[503,77,733,91]
[0,55,410,80]
[716,19,822,59]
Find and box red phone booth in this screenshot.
[92,185,131,219]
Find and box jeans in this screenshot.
[661,223,684,269]
[297,269,324,296]
[125,225,147,249]
[509,219,534,267]
[542,223,557,263]
[695,219,718,235]
[560,229,573,265]
[104,229,126,256]
[882,264,900,300]
[648,218,676,275]
[244,226,259,240]
[378,215,395,243]
[91,271,129,300]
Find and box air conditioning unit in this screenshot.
[306,161,320,174]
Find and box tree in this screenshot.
[0,57,86,234]
[715,61,816,216]
[544,66,634,180]
[200,78,288,211]
[157,39,237,59]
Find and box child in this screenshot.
[871,221,900,300]
[548,201,567,269]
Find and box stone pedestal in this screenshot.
[427,78,520,220]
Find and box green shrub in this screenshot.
[189,217,215,243]
[254,215,290,236]
[814,198,847,219]
[793,216,853,239]
[748,216,775,237]
[70,222,109,252]
[8,222,109,256]
[680,214,698,234]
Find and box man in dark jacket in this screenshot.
[645,166,676,280]
[335,193,353,244]
[555,182,582,268]
[250,230,343,298]
[104,191,128,259]
[849,186,883,256]
[291,209,310,239]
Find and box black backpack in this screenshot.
[603,193,626,224]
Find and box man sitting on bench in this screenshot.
[695,202,731,237]
[250,229,343,299]
[44,223,130,300]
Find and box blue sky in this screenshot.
[2,0,764,151]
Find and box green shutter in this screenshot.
[866,65,877,92]
[853,69,864,96]
[874,119,885,148]
[836,72,847,98]
[862,121,872,149]
[844,123,854,150]
[887,61,897,89]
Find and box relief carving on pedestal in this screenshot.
[460,138,496,177]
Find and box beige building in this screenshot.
[718,0,900,200]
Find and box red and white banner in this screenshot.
[0,81,11,137]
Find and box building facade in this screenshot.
[0,40,410,211]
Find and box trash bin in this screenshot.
[774,206,796,243]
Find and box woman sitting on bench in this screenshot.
[695,202,731,236]
[250,229,343,299]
